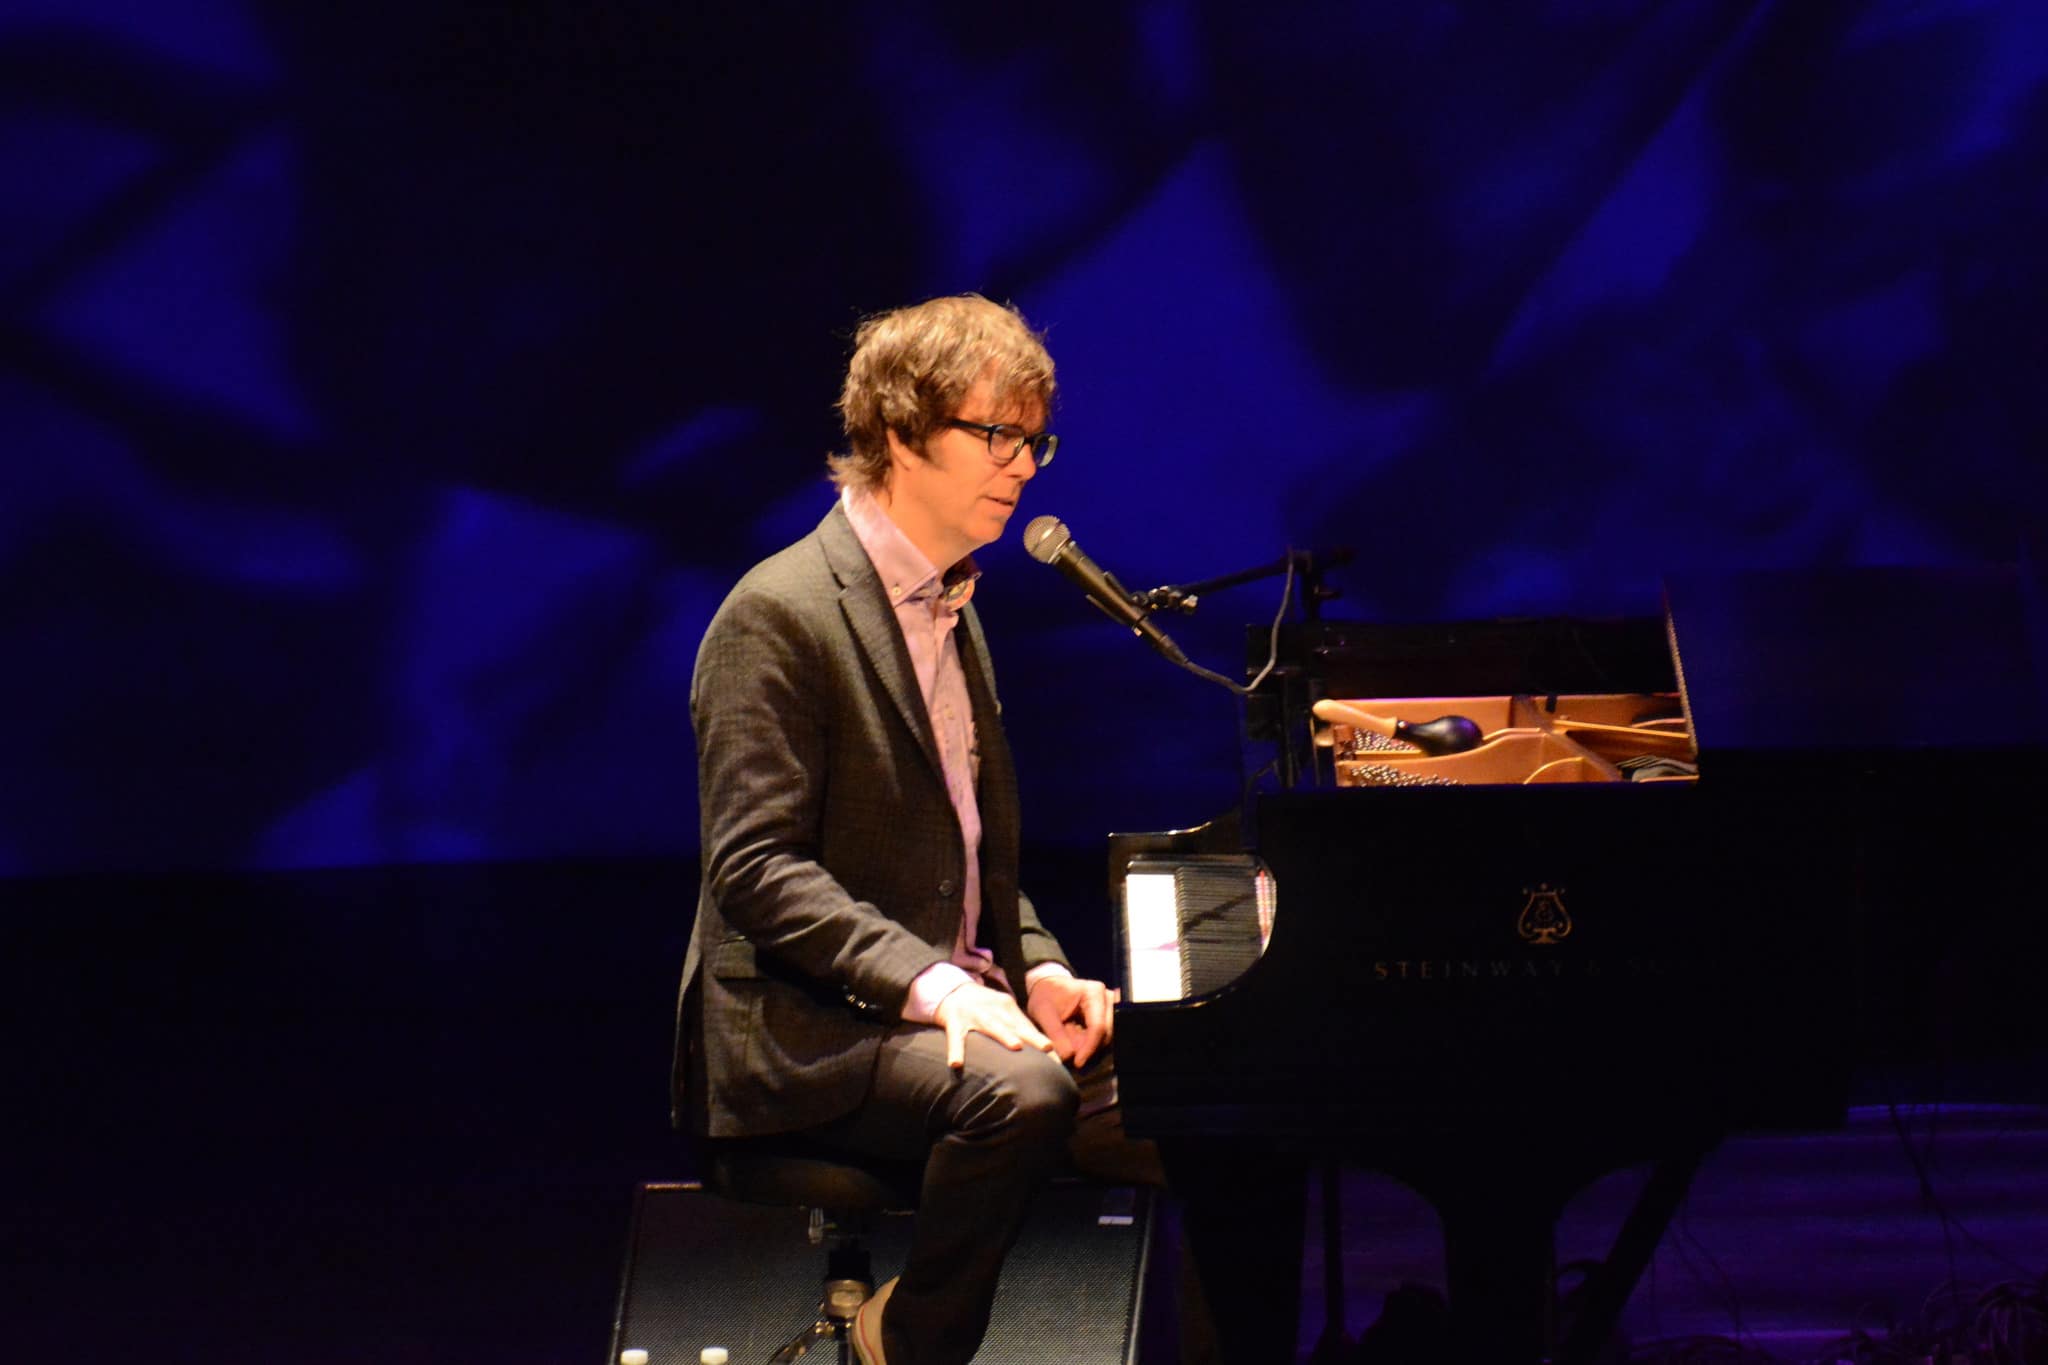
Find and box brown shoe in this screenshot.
[851,1275,896,1365]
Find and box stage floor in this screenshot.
[1301,1103,2048,1361]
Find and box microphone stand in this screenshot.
[1135,547,1353,621]
[1133,545,1360,1365]
[1128,546,1353,789]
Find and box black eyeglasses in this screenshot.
[942,419,1058,468]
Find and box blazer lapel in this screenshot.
[817,504,945,781]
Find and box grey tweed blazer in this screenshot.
[674,502,1070,1138]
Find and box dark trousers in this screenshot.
[806,1026,1306,1365]
[807,1027,1082,1365]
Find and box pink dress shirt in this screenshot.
[840,487,1070,1023]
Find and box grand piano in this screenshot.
[1107,566,2045,1364]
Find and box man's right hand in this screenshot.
[931,981,1057,1071]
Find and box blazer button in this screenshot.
[937,877,958,898]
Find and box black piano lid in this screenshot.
[1663,564,2048,762]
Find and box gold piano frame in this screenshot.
[1322,693,1696,786]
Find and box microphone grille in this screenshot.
[1023,515,1069,564]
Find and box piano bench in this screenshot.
[696,1137,926,1365]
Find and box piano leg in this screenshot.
[1552,1139,1716,1365]
[1159,1138,1309,1365]
[1405,1133,1718,1365]
[1307,1161,1347,1363]
[1433,1175,1562,1365]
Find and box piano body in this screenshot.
[1108,566,2045,1364]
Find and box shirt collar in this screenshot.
[842,486,979,609]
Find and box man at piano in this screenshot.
[677,294,1152,1365]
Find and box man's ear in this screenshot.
[883,428,922,470]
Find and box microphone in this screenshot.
[1023,515,1188,665]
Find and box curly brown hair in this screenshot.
[830,294,1056,492]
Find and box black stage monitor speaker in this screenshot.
[610,1178,1154,1365]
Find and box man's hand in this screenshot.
[932,981,1057,1071]
[1025,974,1114,1069]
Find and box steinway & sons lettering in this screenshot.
[1370,957,1672,981]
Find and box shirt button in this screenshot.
[938,878,959,898]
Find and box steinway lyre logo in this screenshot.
[1517,884,1573,946]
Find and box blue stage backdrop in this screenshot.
[3,1,2045,876]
